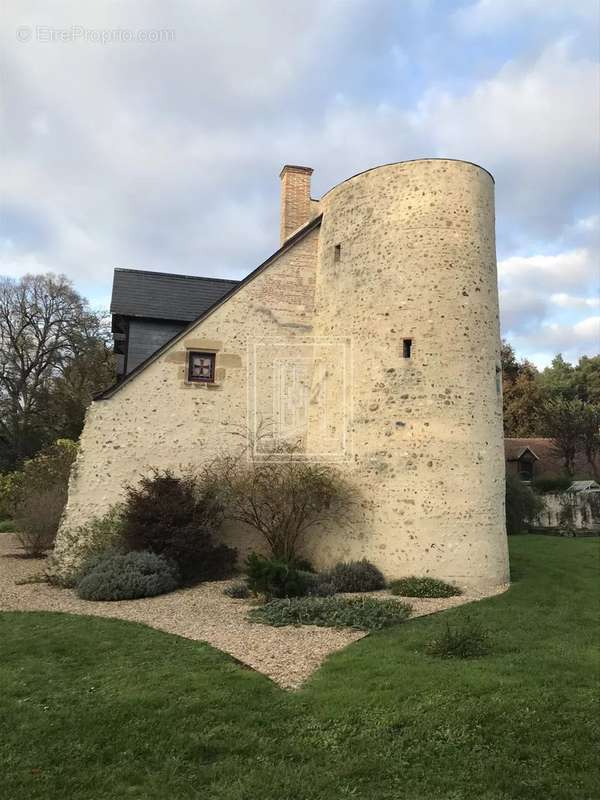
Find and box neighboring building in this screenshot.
[110,269,238,377]
[505,438,599,481]
[504,440,540,482]
[56,159,510,591]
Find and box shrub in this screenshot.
[14,487,66,557]
[202,430,354,561]
[389,576,461,598]
[426,619,491,658]
[291,557,315,573]
[223,581,251,599]
[46,505,127,587]
[76,551,180,601]
[245,552,309,599]
[0,471,24,519]
[505,473,544,535]
[326,559,385,593]
[10,440,78,557]
[299,570,336,597]
[0,519,16,533]
[249,596,412,630]
[531,476,572,494]
[22,439,78,492]
[122,469,236,584]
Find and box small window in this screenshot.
[402,339,413,359]
[188,351,215,383]
[334,244,341,262]
[517,459,534,482]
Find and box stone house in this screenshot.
[55,159,510,591]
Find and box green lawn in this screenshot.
[1,536,598,800]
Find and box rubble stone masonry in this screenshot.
[55,159,509,590]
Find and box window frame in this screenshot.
[187,351,216,383]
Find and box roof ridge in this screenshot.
[114,267,240,284]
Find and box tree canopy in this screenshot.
[501,342,600,476]
[0,273,115,470]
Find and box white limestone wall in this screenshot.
[306,160,509,589]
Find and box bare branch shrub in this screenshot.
[15,487,66,557]
[202,429,354,562]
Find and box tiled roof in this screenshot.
[504,438,598,476]
[504,439,542,461]
[110,268,239,322]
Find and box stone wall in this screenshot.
[55,159,509,590]
[533,492,600,533]
[54,225,319,569]
[305,160,508,588]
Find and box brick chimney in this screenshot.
[279,164,314,244]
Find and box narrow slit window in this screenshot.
[188,351,215,383]
[403,339,413,359]
[334,244,341,262]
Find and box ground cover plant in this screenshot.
[1,536,598,800]
[390,575,461,598]
[249,595,412,630]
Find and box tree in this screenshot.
[580,404,600,479]
[542,398,586,476]
[572,355,600,405]
[501,341,543,436]
[505,473,543,535]
[0,273,114,469]
[540,354,577,401]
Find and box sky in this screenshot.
[1,0,599,369]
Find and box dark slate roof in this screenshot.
[97,214,323,399]
[110,268,239,322]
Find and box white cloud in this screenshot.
[510,316,600,365]
[550,293,600,309]
[455,0,599,34]
[499,247,599,364]
[499,249,598,294]
[0,1,597,367]
[416,40,600,240]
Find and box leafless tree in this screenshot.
[0,273,114,467]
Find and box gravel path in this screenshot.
[0,534,507,688]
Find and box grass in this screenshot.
[0,518,17,533]
[1,535,598,800]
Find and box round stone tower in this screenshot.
[306,159,509,590]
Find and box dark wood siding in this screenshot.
[126,319,186,373]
